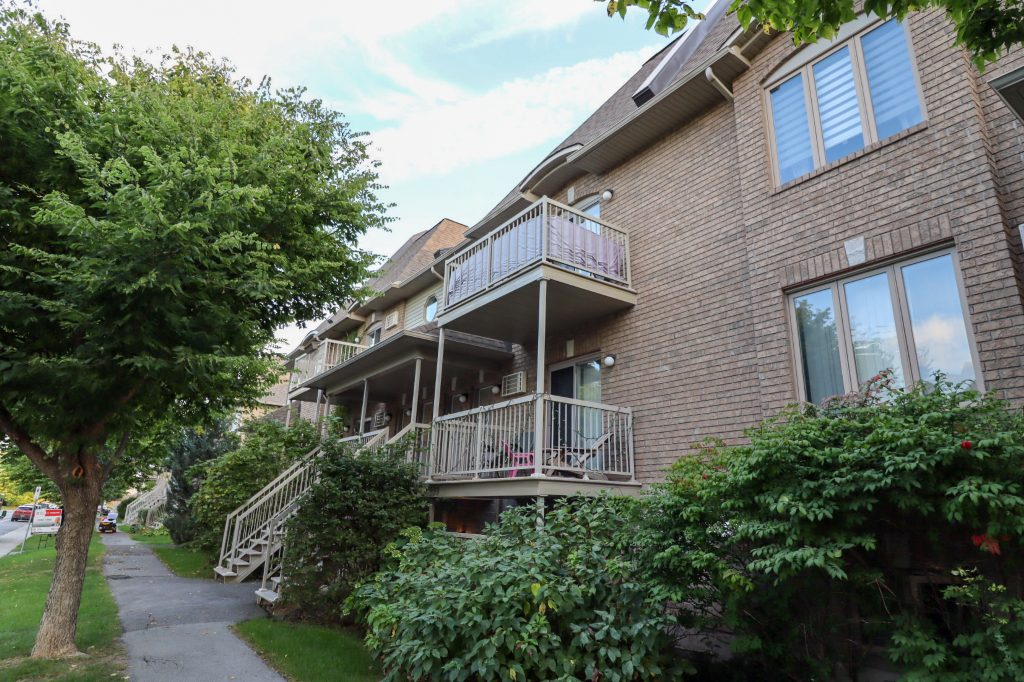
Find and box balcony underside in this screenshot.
[427,477,642,499]
[436,264,637,345]
[288,330,512,403]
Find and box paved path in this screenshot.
[101,533,285,682]
[0,526,29,559]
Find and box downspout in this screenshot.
[705,67,734,103]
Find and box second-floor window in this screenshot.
[767,18,925,185]
[367,325,382,347]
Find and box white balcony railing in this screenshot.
[430,394,634,481]
[289,339,366,390]
[443,197,631,311]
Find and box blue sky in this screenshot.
[40,0,673,348]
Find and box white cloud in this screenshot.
[369,47,654,183]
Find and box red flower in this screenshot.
[972,533,1001,555]
[961,440,972,450]
[702,474,708,480]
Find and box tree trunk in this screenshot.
[31,476,102,658]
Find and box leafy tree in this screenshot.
[636,375,1024,679]
[281,437,427,621]
[603,0,1019,68]
[189,418,321,556]
[163,418,238,545]
[350,496,686,682]
[0,5,384,657]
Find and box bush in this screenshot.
[115,495,135,518]
[280,436,427,622]
[163,418,238,544]
[636,374,1024,679]
[350,495,686,682]
[189,418,320,556]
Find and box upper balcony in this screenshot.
[288,339,365,395]
[437,197,637,343]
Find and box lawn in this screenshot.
[0,534,125,682]
[127,529,172,545]
[234,619,381,682]
[151,545,213,579]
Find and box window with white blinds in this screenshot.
[767,19,924,185]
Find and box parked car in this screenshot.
[12,504,34,521]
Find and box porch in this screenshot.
[429,393,635,482]
[288,339,365,394]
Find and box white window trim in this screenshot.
[787,247,983,403]
[424,294,439,323]
[764,18,928,186]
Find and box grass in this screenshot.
[0,534,125,682]
[127,529,172,545]
[150,545,213,579]
[234,619,381,682]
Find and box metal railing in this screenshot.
[289,339,366,390]
[430,394,634,480]
[123,476,169,525]
[443,197,631,310]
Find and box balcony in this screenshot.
[438,197,636,343]
[429,394,636,494]
[289,339,365,393]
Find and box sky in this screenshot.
[39,0,672,350]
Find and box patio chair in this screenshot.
[501,440,534,477]
[548,433,613,479]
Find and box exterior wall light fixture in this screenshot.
[603,354,617,368]
[601,189,613,202]
[491,385,501,395]
[458,393,468,403]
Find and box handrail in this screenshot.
[124,477,168,525]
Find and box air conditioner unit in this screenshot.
[384,312,399,329]
[501,371,525,397]
[373,411,386,428]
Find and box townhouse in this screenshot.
[225,3,1024,585]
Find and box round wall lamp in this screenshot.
[404,409,412,417]
[491,385,501,395]
[601,189,614,202]
[603,354,617,368]
[458,393,468,403]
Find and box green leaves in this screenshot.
[349,496,687,682]
[636,376,1024,677]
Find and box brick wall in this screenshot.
[490,9,1024,483]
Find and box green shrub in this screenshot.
[350,495,686,682]
[189,417,320,555]
[163,418,238,544]
[636,374,1024,679]
[280,436,427,622]
[115,495,135,518]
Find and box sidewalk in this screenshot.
[101,532,284,682]
[0,526,29,559]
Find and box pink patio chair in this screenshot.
[501,440,534,477]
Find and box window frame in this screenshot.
[424,294,438,323]
[787,247,982,403]
[366,324,383,347]
[764,17,927,186]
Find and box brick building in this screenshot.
[283,6,1024,531]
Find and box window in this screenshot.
[789,250,979,404]
[366,325,382,347]
[767,18,924,185]
[424,295,438,322]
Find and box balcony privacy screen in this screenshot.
[447,216,626,306]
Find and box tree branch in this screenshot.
[101,428,132,478]
[0,403,60,479]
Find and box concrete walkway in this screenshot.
[101,533,285,682]
[0,526,30,559]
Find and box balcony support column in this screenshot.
[321,394,332,437]
[359,380,369,435]
[411,357,422,426]
[284,400,292,429]
[432,329,446,422]
[532,279,548,477]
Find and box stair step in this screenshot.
[213,566,237,578]
[231,558,251,567]
[255,588,279,604]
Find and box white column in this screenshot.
[321,394,332,436]
[432,329,446,422]
[533,279,548,477]
[411,357,422,426]
[284,400,292,429]
[359,380,369,434]
[315,390,324,431]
